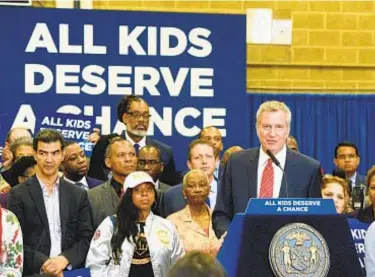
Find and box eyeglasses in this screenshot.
[138,159,160,167]
[337,154,357,160]
[127,112,151,120]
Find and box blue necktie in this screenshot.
[134,144,140,155]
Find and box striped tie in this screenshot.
[259,158,274,198]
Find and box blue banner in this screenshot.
[245,198,337,215]
[0,7,249,170]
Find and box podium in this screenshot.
[217,199,363,277]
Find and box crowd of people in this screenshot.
[0,97,374,277]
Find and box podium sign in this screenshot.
[245,198,337,215]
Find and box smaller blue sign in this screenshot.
[347,218,370,275]
[35,112,95,156]
[245,198,337,215]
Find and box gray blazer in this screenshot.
[88,181,120,230]
[159,181,171,192]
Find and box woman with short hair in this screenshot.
[86,171,184,277]
[167,169,223,257]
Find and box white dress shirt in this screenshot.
[257,145,287,198]
[208,177,218,210]
[126,131,146,149]
[37,175,62,257]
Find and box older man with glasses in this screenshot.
[89,96,180,185]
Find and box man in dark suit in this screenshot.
[88,96,179,185]
[334,141,365,188]
[88,137,138,230]
[213,101,322,238]
[162,139,219,217]
[137,145,171,192]
[61,140,102,190]
[7,129,93,276]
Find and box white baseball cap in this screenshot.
[124,171,156,191]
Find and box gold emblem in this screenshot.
[156,229,170,244]
[269,223,330,277]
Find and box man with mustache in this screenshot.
[88,96,179,185]
[61,140,102,190]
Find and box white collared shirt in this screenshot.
[349,172,357,188]
[36,174,62,257]
[257,145,287,198]
[208,177,218,209]
[155,179,160,190]
[63,175,89,191]
[126,131,147,149]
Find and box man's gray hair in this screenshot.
[10,136,33,157]
[256,100,292,127]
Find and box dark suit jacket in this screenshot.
[354,206,375,224]
[213,148,322,237]
[7,176,93,276]
[354,173,366,187]
[88,134,180,185]
[88,181,120,230]
[161,184,186,218]
[145,137,179,185]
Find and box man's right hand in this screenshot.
[88,128,101,144]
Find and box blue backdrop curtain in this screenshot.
[247,93,375,177]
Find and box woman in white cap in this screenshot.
[86,171,185,277]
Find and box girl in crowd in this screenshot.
[0,205,23,276]
[321,174,351,214]
[355,165,375,223]
[86,171,184,277]
[167,169,223,257]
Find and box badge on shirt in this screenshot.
[156,230,170,245]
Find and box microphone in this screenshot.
[266,149,289,198]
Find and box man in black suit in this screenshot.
[61,140,102,190]
[213,101,322,238]
[334,141,365,188]
[7,129,93,277]
[137,145,171,192]
[89,96,179,185]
